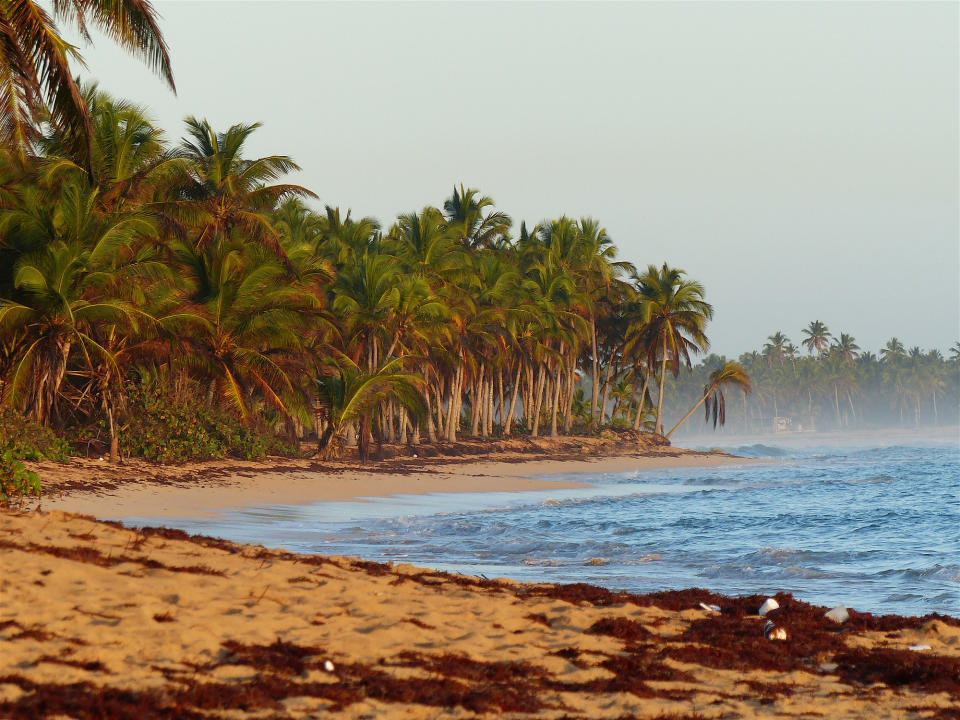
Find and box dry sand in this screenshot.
[0,510,957,719]
[26,435,758,519]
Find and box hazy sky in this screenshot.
[69,1,959,357]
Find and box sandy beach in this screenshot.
[1,509,957,719]
[25,434,757,519]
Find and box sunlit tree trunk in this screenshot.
[655,351,668,435]
[504,364,522,436]
[633,368,651,431]
[589,314,599,425]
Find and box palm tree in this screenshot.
[442,185,511,250]
[763,331,789,363]
[314,357,425,461]
[175,245,313,423]
[666,361,751,439]
[169,117,316,264]
[801,321,831,356]
[0,0,174,166]
[882,337,906,361]
[0,180,154,426]
[634,263,712,435]
[832,333,860,363]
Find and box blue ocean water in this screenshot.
[133,436,960,617]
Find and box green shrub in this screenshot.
[119,385,295,463]
[0,450,41,504]
[0,406,72,461]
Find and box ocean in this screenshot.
[135,433,960,617]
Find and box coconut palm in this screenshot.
[174,245,314,423]
[801,321,831,356]
[763,331,789,363]
[666,361,751,439]
[832,333,860,364]
[314,357,425,461]
[634,263,712,435]
[442,185,511,250]
[0,179,154,425]
[168,117,316,264]
[882,337,906,361]
[0,0,174,166]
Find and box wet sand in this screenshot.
[0,510,957,719]
[27,435,758,519]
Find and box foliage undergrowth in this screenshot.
[0,451,41,504]
[119,385,295,463]
[0,407,72,462]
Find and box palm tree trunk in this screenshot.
[633,367,650,431]
[599,361,614,425]
[563,357,576,433]
[833,383,842,428]
[655,351,668,435]
[531,366,546,437]
[589,314,599,425]
[550,361,562,438]
[424,387,437,443]
[666,385,714,439]
[497,368,505,434]
[932,391,938,425]
[504,363,522,436]
[470,372,481,437]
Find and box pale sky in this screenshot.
[68,1,959,358]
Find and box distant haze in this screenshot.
[68,1,959,357]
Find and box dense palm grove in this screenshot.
[661,328,960,438]
[1,87,744,474]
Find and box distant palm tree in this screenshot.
[763,331,790,363]
[0,0,174,166]
[832,333,860,363]
[881,337,906,361]
[666,361,751,439]
[801,321,831,356]
[950,342,960,362]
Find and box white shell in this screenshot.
[699,603,721,613]
[758,598,780,616]
[908,645,931,651]
[324,660,335,672]
[825,606,849,624]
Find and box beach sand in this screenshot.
[1,510,957,719]
[26,434,757,519]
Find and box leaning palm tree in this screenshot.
[0,0,174,166]
[314,357,425,461]
[665,361,752,439]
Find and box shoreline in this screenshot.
[0,510,957,719]
[25,435,761,519]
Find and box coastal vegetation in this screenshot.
[0,85,735,477]
[661,328,960,437]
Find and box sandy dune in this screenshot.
[1,511,957,719]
